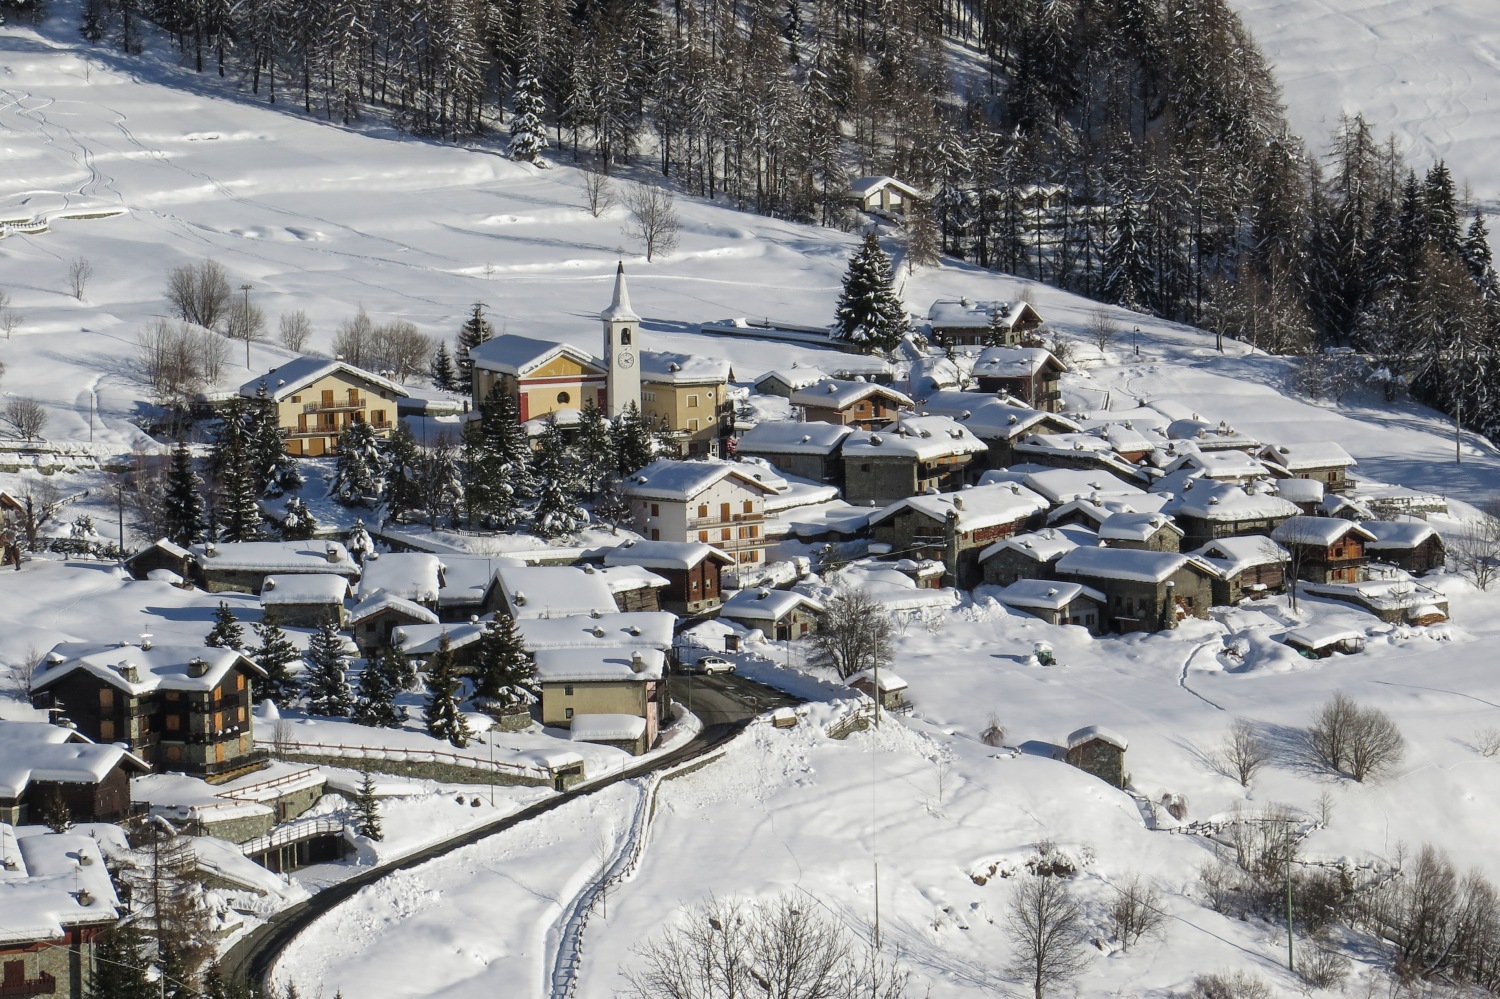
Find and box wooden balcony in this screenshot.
[303,397,367,413]
[0,971,56,997]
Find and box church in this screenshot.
[468,264,731,456]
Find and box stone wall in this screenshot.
[276,752,552,787]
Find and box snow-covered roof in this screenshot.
[348,591,440,626]
[0,828,121,944]
[1283,625,1364,650]
[356,551,445,603]
[1098,512,1182,542]
[240,356,408,402]
[1171,481,1300,522]
[735,420,853,456]
[1056,546,1212,584]
[1164,418,1260,449]
[846,669,908,692]
[1163,449,1270,480]
[978,528,1083,565]
[720,587,825,622]
[437,554,521,607]
[1045,495,1173,528]
[1089,422,1159,455]
[190,540,360,578]
[1271,516,1377,547]
[469,334,603,376]
[517,612,676,651]
[533,647,666,683]
[33,644,265,697]
[927,298,1042,331]
[593,564,670,594]
[972,345,1067,378]
[127,538,193,562]
[260,573,351,605]
[1261,441,1357,471]
[849,175,923,198]
[0,722,149,798]
[1012,467,1145,505]
[639,350,731,385]
[390,619,488,656]
[1275,478,1325,503]
[868,482,1048,533]
[1067,725,1127,751]
[789,378,914,411]
[754,367,831,393]
[601,262,641,323]
[920,391,1077,441]
[1193,536,1289,574]
[569,713,648,743]
[622,459,779,501]
[995,579,1106,612]
[602,539,735,571]
[1362,520,1438,549]
[843,415,988,461]
[493,565,619,620]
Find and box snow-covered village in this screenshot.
[3,0,1500,997]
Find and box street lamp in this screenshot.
[239,283,253,368]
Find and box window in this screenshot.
[650,503,660,517]
[698,531,709,542]
[291,395,301,403]
[166,745,182,761]
[720,503,731,521]
[236,674,245,691]
[373,410,385,424]
[721,528,731,541]
[742,501,753,514]
[688,419,700,432]
[698,503,709,518]
[100,720,115,741]
[621,328,632,345]
[167,715,181,732]
[651,529,661,540]
[557,391,571,404]
[564,685,574,696]
[99,688,114,710]
[687,394,699,408]
[565,707,575,719]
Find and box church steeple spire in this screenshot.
[601,261,640,323]
[602,262,642,418]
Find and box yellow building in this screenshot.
[469,335,607,422]
[640,351,733,456]
[241,358,408,457]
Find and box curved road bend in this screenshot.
[223,674,799,991]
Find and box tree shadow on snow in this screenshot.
[1257,721,1334,779]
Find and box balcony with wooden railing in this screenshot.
[283,421,392,440]
[302,397,367,413]
[0,971,56,997]
[686,512,764,530]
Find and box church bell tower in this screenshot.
[602,261,642,418]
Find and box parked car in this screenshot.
[695,655,735,674]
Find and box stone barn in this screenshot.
[1064,725,1127,788]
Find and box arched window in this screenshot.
[621,328,632,345]
[557,391,571,404]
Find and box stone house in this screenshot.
[970,346,1066,412]
[469,334,607,423]
[719,587,825,641]
[1011,433,1151,483]
[1270,516,1377,584]
[978,528,1085,586]
[870,482,1050,588]
[390,620,489,671]
[1064,726,1127,788]
[623,459,778,565]
[31,643,265,778]
[789,379,914,430]
[434,554,511,622]
[847,669,908,710]
[734,421,852,485]
[994,579,1105,633]
[602,540,735,617]
[1053,547,1217,632]
[925,299,1045,348]
[841,416,989,506]
[752,367,832,398]
[1169,481,1300,551]
[122,538,196,583]
[918,391,1080,469]
[259,574,350,627]
[1275,478,1325,514]
[1362,520,1447,575]
[0,721,149,825]
[640,351,733,456]
[848,175,924,217]
[242,357,407,458]
[1193,536,1289,605]
[489,564,619,620]
[356,552,445,612]
[1261,441,1358,495]
[1098,512,1183,552]
[1165,418,1262,453]
[189,540,361,595]
[348,592,439,654]
[533,647,667,755]
[1006,467,1146,507]
[0,828,121,999]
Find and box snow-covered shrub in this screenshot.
[1296,941,1351,990]
[1184,971,1272,999]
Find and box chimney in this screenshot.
[631,651,647,673]
[514,591,527,606]
[118,661,140,684]
[592,626,606,638]
[139,633,153,651]
[953,496,964,511]
[263,578,276,591]
[325,543,340,563]
[188,657,209,678]
[203,542,217,558]
[582,564,596,574]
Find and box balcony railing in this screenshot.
[0,971,56,997]
[303,397,367,413]
[710,535,767,553]
[283,421,392,439]
[686,512,764,529]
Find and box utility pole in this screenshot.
[1286,843,1295,973]
[240,283,253,368]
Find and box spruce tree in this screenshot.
[1421,161,1462,258]
[572,398,617,497]
[423,635,471,747]
[201,965,253,999]
[280,496,318,541]
[454,303,495,384]
[353,769,383,840]
[465,384,534,527]
[248,382,296,494]
[250,611,301,707]
[217,460,263,543]
[209,398,263,542]
[611,401,655,476]
[531,418,588,538]
[162,437,205,547]
[508,60,549,164]
[831,232,910,352]
[87,922,156,999]
[1462,210,1499,300]
[472,615,536,706]
[205,601,244,649]
[353,647,407,728]
[331,420,387,506]
[1103,197,1154,312]
[429,340,459,392]
[303,618,354,716]
[384,422,423,523]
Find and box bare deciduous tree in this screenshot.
[1215,717,1271,787]
[1108,874,1166,951]
[1448,503,1500,589]
[1005,873,1089,999]
[808,582,892,679]
[1473,727,1500,758]
[0,289,22,339]
[371,319,432,381]
[981,714,1006,747]
[1309,693,1404,781]
[1085,308,1121,351]
[582,167,616,218]
[164,260,233,330]
[136,319,228,408]
[278,310,313,352]
[623,183,681,262]
[9,478,64,551]
[67,257,93,300]
[226,294,267,345]
[6,397,48,443]
[332,307,376,368]
[1187,971,1272,999]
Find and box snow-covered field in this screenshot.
[4,7,1500,999]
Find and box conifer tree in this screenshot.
[280,496,318,541]
[455,303,495,384]
[572,398,616,496]
[472,615,536,706]
[87,922,156,999]
[200,965,253,999]
[1462,209,1499,300]
[611,401,655,476]
[353,769,383,840]
[384,422,423,523]
[250,610,301,707]
[831,232,910,352]
[464,384,534,527]
[248,382,296,494]
[424,635,471,747]
[331,420,387,506]
[161,437,205,547]
[204,601,244,649]
[303,618,354,716]
[509,60,549,164]
[353,647,406,728]
[208,398,263,542]
[531,418,588,538]
[429,340,459,392]
[1102,197,1154,312]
